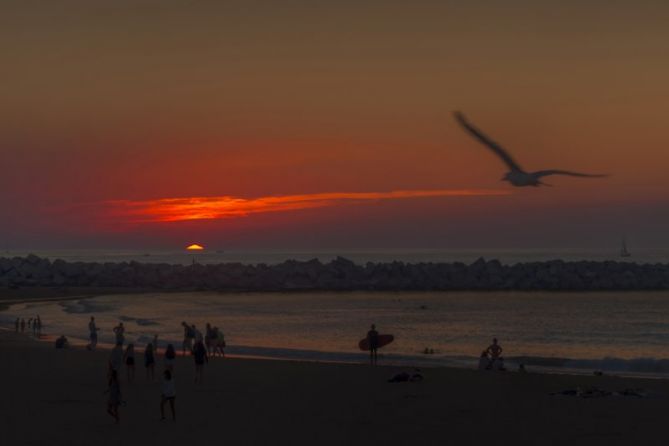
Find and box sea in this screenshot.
[2,248,669,378]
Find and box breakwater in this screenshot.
[2,254,669,291]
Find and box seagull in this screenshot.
[453,111,608,187]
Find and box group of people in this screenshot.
[14,315,41,337]
[478,338,506,371]
[181,321,226,358]
[102,319,225,424]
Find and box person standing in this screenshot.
[160,370,176,421]
[164,344,176,372]
[14,318,19,332]
[193,340,208,384]
[123,344,136,383]
[486,338,504,369]
[88,317,99,350]
[35,315,42,337]
[181,322,194,356]
[145,343,156,381]
[367,324,379,365]
[113,322,125,346]
[20,318,25,333]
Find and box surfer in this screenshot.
[367,324,379,365]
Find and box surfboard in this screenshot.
[358,334,394,351]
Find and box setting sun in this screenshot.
[186,244,205,251]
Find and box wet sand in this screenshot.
[1,330,667,445]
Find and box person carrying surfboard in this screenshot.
[367,324,379,365]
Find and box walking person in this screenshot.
[35,315,42,337]
[113,322,125,346]
[367,324,379,365]
[145,343,156,381]
[181,322,194,356]
[193,340,208,384]
[164,344,176,373]
[88,316,99,350]
[106,369,122,424]
[205,323,214,355]
[214,326,226,357]
[160,370,176,421]
[123,344,136,383]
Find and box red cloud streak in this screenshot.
[103,189,510,224]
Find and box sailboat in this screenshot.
[620,237,631,258]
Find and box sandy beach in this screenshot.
[1,330,667,446]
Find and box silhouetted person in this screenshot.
[164,344,176,372]
[113,322,125,346]
[109,343,123,373]
[214,326,226,357]
[145,343,156,381]
[367,324,379,365]
[34,315,42,336]
[55,335,69,348]
[193,340,208,384]
[486,338,503,369]
[152,334,159,355]
[160,369,176,421]
[205,323,214,355]
[14,318,19,332]
[88,317,99,350]
[478,350,490,370]
[106,369,121,424]
[182,322,194,355]
[20,318,25,333]
[123,344,136,383]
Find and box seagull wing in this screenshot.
[453,111,523,172]
[533,170,609,178]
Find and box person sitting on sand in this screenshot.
[193,340,208,384]
[109,344,124,373]
[106,369,121,424]
[478,350,490,370]
[55,335,69,349]
[367,324,379,365]
[123,344,136,383]
[88,316,99,350]
[486,338,503,364]
[160,369,176,421]
[181,322,194,355]
[164,344,176,372]
[145,343,156,381]
[492,356,506,371]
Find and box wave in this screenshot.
[510,355,669,375]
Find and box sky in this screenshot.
[1,1,668,250]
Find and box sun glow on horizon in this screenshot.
[186,244,205,251]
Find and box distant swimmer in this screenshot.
[367,324,379,366]
[454,111,608,187]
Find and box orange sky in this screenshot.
[1,1,668,249]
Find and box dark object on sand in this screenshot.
[388,370,423,383]
[593,370,604,376]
